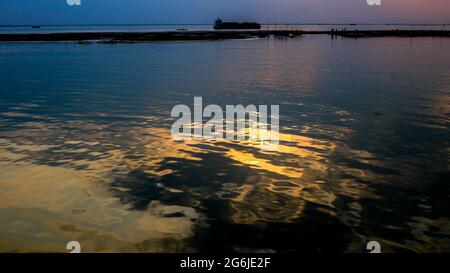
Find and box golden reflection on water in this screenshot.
[142,123,350,224]
[0,114,440,252]
[0,116,351,252]
[0,138,199,252]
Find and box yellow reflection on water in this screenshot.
[0,116,376,251]
[136,123,343,225]
[0,139,199,253]
[226,149,304,179]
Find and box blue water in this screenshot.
[0,35,449,252]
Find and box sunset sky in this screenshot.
[0,0,449,25]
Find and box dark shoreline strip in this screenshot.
[0,30,449,42]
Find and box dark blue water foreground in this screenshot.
[0,36,449,252]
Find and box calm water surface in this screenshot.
[0,36,449,252]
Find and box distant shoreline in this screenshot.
[1,23,448,27]
[0,30,449,42]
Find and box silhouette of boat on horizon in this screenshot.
[31,26,41,29]
[214,18,261,30]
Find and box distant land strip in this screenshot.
[0,30,449,42]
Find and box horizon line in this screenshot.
[1,23,449,28]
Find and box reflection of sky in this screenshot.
[0,0,449,25]
[0,36,449,252]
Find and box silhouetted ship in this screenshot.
[31,26,41,29]
[214,18,261,30]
